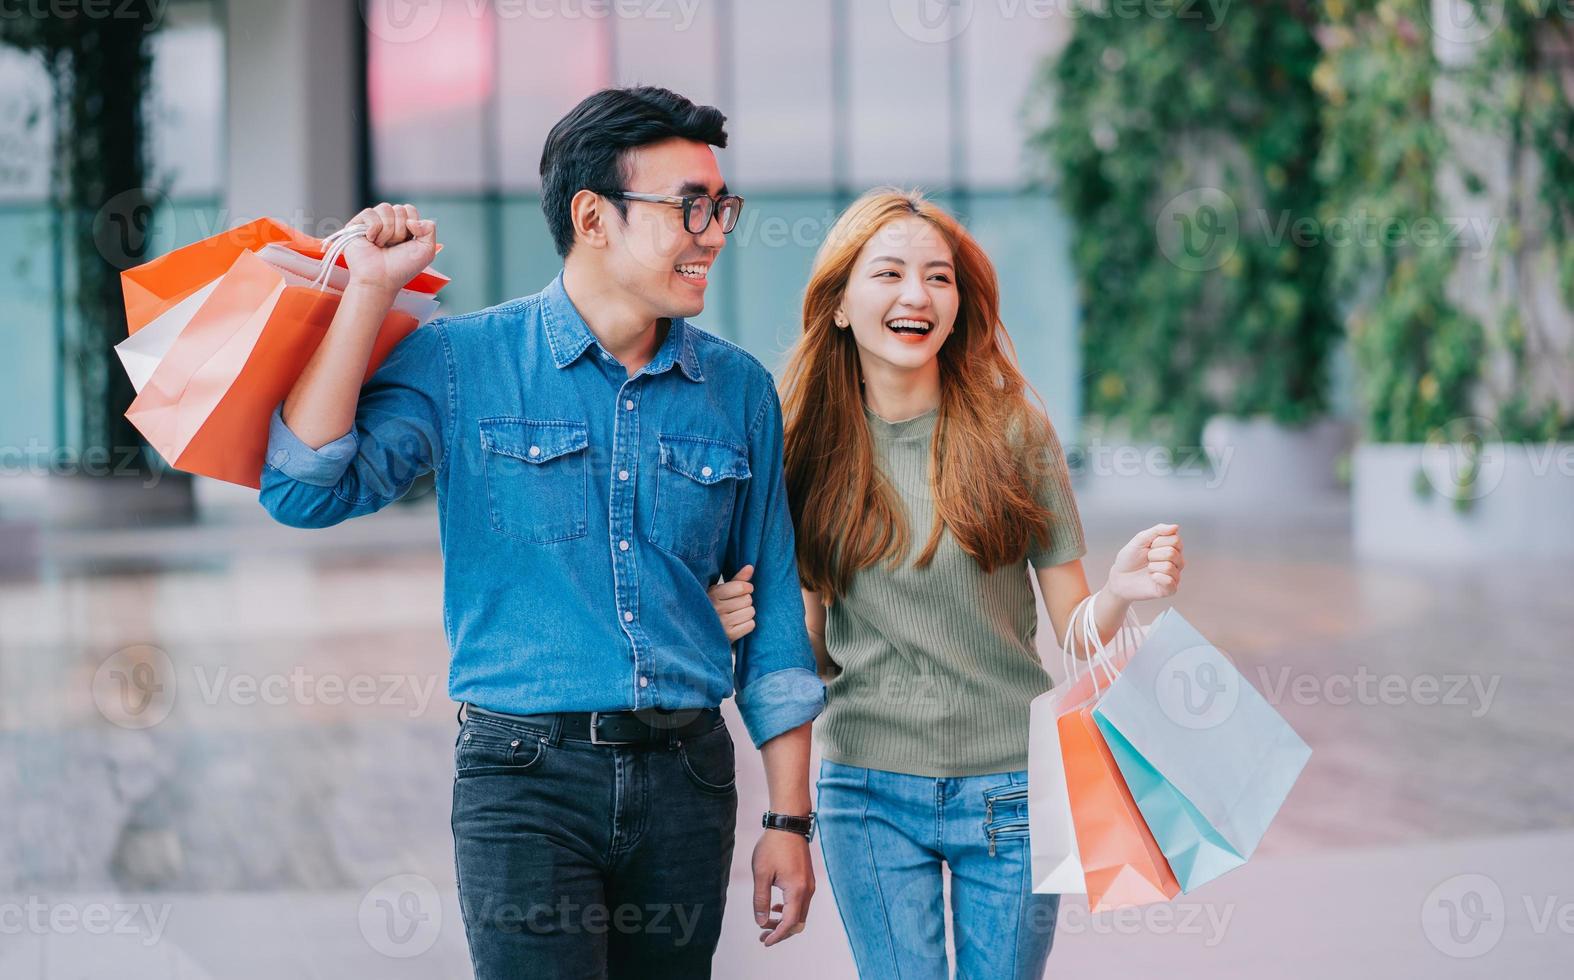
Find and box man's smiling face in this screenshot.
[602,136,730,321]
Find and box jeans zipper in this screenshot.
[987,821,1030,857]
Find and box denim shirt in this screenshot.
[258,271,826,748]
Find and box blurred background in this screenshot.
[1,0,1571,977]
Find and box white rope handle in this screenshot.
[1062,589,1144,695]
[309,224,369,291]
[1083,590,1119,692]
[1060,593,1095,686]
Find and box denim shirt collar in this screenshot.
[542,270,704,382]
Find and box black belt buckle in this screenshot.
[589,711,644,746]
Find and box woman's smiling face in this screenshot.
[840,215,958,373]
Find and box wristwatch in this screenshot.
[761,810,817,842]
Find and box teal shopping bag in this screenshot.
[1091,609,1310,893]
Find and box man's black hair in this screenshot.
[539,85,729,258]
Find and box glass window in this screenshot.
[149,6,225,198]
[367,0,496,194]
[847,0,953,190]
[0,48,51,203]
[730,0,835,188]
[960,7,1070,188]
[496,12,611,192]
[964,192,1081,440]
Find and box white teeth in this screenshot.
[886,318,932,333]
[676,264,708,278]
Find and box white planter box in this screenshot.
[1200,415,1350,501]
[1078,415,1350,512]
[1353,442,1574,559]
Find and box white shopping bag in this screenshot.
[1028,594,1146,894]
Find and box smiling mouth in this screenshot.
[676,263,710,283]
[886,317,933,335]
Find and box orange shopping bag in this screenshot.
[1056,594,1181,912]
[120,221,448,488]
[120,216,447,334]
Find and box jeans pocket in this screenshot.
[677,722,737,796]
[479,417,589,543]
[983,782,1030,857]
[647,433,750,561]
[455,720,548,777]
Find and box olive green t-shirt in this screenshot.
[817,404,1086,777]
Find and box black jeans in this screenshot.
[451,706,738,980]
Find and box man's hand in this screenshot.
[752,827,814,946]
[342,202,438,294]
[707,564,756,642]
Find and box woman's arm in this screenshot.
[1036,522,1184,659]
[801,588,839,680]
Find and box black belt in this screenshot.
[461,703,722,747]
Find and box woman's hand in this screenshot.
[342,202,438,293]
[708,565,757,642]
[1105,523,1183,602]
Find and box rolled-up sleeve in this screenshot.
[726,380,826,748]
[259,321,454,528]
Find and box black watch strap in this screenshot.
[761,810,817,841]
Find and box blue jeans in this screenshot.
[816,759,1060,979]
[451,705,737,979]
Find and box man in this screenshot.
[259,86,824,979]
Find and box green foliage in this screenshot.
[1453,0,1574,442]
[1314,0,1570,445]
[1030,0,1337,448]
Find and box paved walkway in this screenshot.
[2,493,1570,976]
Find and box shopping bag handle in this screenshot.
[310,224,370,291]
[1060,589,1142,693]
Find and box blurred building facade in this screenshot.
[0,0,1083,485]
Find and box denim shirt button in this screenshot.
[619,540,629,551]
[623,610,634,622]
[624,399,634,410]
[618,469,629,481]
[701,465,713,478]
[638,676,649,688]
[528,445,541,457]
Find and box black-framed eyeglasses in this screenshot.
[601,190,745,235]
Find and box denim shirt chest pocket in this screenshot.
[648,433,750,561]
[479,417,589,543]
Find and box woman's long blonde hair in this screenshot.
[781,189,1064,599]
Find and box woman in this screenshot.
[708,189,1184,978]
